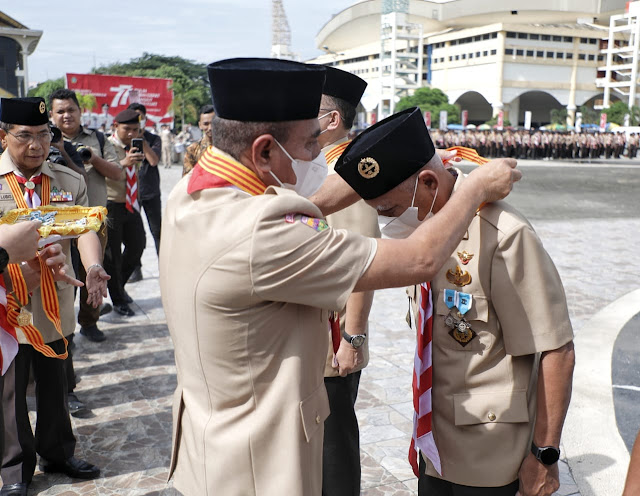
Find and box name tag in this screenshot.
[0,193,14,202]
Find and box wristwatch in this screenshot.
[342,331,366,349]
[0,247,9,273]
[531,442,560,465]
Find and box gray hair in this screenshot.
[0,122,14,132]
[210,116,292,162]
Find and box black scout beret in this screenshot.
[114,109,141,124]
[0,97,49,126]
[322,66,368,108]
[335,107,436,200]
[207,58,326,122]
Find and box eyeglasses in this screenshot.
[6,130,54,145]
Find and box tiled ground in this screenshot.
[6,160,640,495]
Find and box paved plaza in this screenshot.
[11,158,640,495]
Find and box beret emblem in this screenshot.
[358,157,380,179]
[39,101,46,114]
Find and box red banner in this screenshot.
[599,112,607,132]
[461,110,468,128]
[497,110,504,130]
[66,73,174,128]
[424,111,431,128]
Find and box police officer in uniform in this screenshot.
[334,107,575,496]
[316,66,378,496]
[160,58,520,496]
[0,97,108,496]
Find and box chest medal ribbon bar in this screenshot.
[443,289,477,347]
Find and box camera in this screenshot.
[74,144,92,162]
[47,146,67,166]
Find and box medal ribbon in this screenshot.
[187,148,267,197]
[324,140,351,164]
[4,171,66,359]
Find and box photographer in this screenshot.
[126,103,161,283]
[50,89,123,344]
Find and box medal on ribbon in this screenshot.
[442,289,477,347]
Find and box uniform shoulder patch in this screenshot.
[284,213,329,232]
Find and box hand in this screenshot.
[516,453,560,496]
[467,157,522,203]
[85,264,110,308]
[0,222,41,263]
[436,148,462,166]
[32,244,83,287]
[332,338,364,377]
[123,149,144,166]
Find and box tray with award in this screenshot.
[0,205,108,247]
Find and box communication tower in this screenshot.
[379,0,424,118]
[271,0,297,60]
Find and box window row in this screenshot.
[505,32,599,44]
[504,48,603,61]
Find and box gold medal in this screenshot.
[25,181,35,190]
[16,306,32,327]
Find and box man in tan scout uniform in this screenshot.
[160,58,521,496]
[334,107,575,496]
[182,104,214,176]
[104,109,147,317]
[0,97,109,496]
[317,66,378,496]
[49,88,123,342]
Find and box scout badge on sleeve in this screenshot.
[443,288,477,347]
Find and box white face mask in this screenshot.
[270,139,328,198]
[379,177,438,239]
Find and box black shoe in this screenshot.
[68,392,88,418]
[0,483,28,496]
[128,267,143,283]
[114,304,135,317]
[99,303,113,316]
[122,290,133,304]
[80,324,106,342]
[39,456,100,480]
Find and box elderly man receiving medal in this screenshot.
[331,108,575,496]
[160,58,522,496]
[0,97,109,496]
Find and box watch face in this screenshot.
[540,447,560,465]
[351,335,366,348]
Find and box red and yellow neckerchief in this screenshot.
[445,146,490,165]
[324,140,352,165]
[443,147,491,212]
[187,147,267,197]
[3,171,67,359]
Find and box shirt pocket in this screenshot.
[435,290,491,353]
[453,390,530,426]
[299,383,330,443]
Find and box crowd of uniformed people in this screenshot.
[432,128,639,160]
[0,56,637,496]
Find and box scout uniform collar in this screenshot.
[187,145,267,197]
[323,136,352,165]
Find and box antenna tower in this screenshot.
[271,0,297,60]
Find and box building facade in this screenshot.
[0,11,42,98]
[308,0,629,126]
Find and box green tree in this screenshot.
[578,105,600,124]
[27,77,64,105]
[483,116,512,127]
[396,87,461,124]
[93,53,210,128]
[550,108,568,125]
[605,101,640,126]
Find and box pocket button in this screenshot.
[488,412,497,422]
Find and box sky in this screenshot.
[5,0,356,85]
